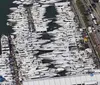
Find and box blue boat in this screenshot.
[0,76,5,82]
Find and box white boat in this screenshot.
[10,7,17,11]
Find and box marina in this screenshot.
[0,0,100,85]
[8,0,96,80]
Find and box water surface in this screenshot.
[0,0,15,36]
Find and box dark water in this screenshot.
[44,6,61,31]
[0,0,15,36]
[0,0,16,54]
[43,6,59,19]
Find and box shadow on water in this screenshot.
[37,33,55,40]
[47,64,55,68]
[35,50,53,56]
[58,0,68,2]
[56,70,66,76]
[47,20,61,31]
[41,40,55,45]
[42,58,54,63]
